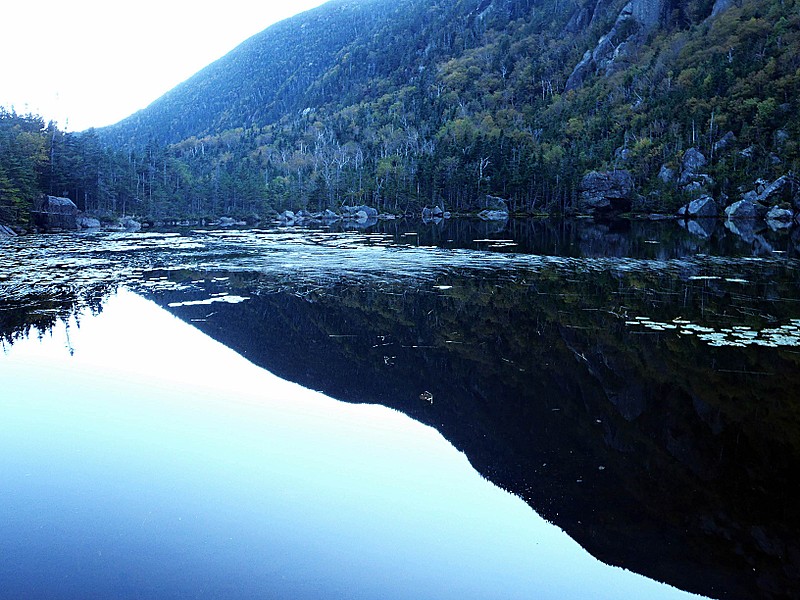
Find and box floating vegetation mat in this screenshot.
[625,317,800,348]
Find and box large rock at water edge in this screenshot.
[765,206,793,230]
[32,195,78,231]
[77,216,101,229]
[342,205,378,219]
[677,195,719,219]
[578,170,635,213]
[725,198,765,220]
[757,175,798,206]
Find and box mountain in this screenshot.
[4,0,798,226]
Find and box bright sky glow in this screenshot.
[0,0,329,132]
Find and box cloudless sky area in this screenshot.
[0,0,329,132]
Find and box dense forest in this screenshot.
[2,0,799,227]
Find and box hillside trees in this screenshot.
[4,0,799,226]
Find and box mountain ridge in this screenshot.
[3,0,798,225]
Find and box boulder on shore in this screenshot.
[120,217,142,231]
[677,195,718,219]
[725,198,764,220]
[32,195,78,231]
[0,223,17,236]
[77,216,101,229]
[422,205,446,221]
[578,170,635,213]
[765,206,794,230]
[658,165,675,183]
[478,209,509,221]
[278,210,296,222]
[757,175,797,206]
[342,205,378,219]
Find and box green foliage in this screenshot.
[0,109,48,224]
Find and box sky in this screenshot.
[0,0,329,132]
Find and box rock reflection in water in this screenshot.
[1,221,800,599]
[143,262,800,600]
[0,291,702,600]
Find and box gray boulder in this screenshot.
[0,223,17,236]
[678,195,718,218]
[578,170,635,213]
[682,174,714,192]
[478,210,509,221]
[757,175,797,206]
[713,131,736,153]
[680,148,708,184]
[278,210,296,222]
[120,217,142,231]
[725,198,765,220]
[422,205,446,221]
[32,195,78,231]
[658,165,675,183]
[482,195,509,212]
[765,206,793,229]
[77,216,101,229]
[342,205,378,218]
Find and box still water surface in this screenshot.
[2,217,799,599]
[1,291,697,600]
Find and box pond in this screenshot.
[1,217,799,599]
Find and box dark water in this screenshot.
[2,218,799,599]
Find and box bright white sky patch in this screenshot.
[0,0,329,132]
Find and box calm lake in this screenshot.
[1,217,799,599]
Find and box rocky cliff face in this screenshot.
[566,0,733,90]
[566,0,666,89]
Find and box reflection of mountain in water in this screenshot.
[2,222,799,599]
[145,264,800,600]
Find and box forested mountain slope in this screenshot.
[3,0,799,224]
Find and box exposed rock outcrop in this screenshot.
[342,205,379,219]
[677,195,718,219]
[477,196,509,220]
[765,207,793,230]
[756,174,797,206]
[725,198,764,220]
[566,0,664,90]
[32,195,78,231]
[578,170,635,213]
[77,216,101,229]
[713,131,736,154]
[710,0,733,18]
